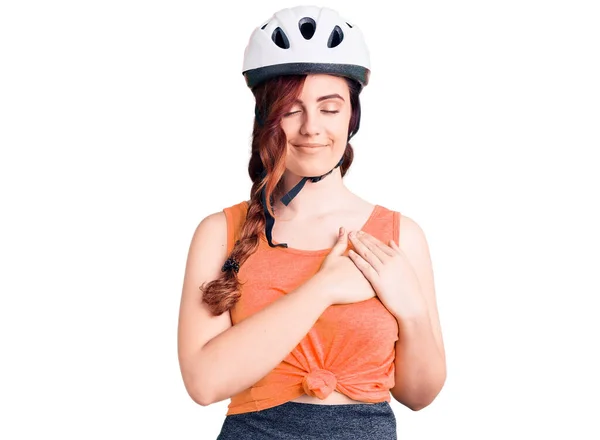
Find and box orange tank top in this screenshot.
[222,200,401,415]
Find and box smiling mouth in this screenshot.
[295,144,327,148]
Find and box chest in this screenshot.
[269,206,376,251]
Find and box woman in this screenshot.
[178,6,446,439]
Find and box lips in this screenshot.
[295,143,326,148]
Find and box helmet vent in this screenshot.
[261,22,269,30]
[298,17,316,40]
[272,27,290,49]
[327,25,344,48]
[346,22,353,28]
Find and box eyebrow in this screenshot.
[294,94,345,104]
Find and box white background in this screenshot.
[1,0,599,439]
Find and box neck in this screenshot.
[272,168,354,219]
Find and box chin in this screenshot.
[286,149,345,177]
[287,163,336,178]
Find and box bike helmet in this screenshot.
[243,5,371,89]
[242,6,371,248]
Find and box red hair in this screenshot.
[201,74,362,315]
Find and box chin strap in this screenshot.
[260,155,345,248]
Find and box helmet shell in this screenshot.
[242,6,371,88]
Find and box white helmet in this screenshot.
[242,5,371,89]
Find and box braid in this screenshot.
[200,175,266,316]
[200,75,361,316]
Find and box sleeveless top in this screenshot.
[222,200,401,415]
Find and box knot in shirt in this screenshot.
[301,369,337,399]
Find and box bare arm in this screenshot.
[201,276,330,405]
[177,211,331,406]
[390,215,446,410]
[392,314,446,411]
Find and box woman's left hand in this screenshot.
[348,230,428,319]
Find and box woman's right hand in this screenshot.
[313,227,376,306]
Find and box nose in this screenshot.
[299,108,321,136]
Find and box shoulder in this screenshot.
[197,210,227,230]
[375,204,429,251]
[398,213,425,240]
[190,210,228,254]
[187,199,251,266]
[395,213,434,283]
[190,200,248,249]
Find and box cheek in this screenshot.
[280,120,292,137]
[331,115,351,140]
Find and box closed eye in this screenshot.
[283,110,339,116]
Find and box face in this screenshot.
[280,74,351,178]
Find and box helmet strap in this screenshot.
[255,104,266,127]
[260,155,345,248]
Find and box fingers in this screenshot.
[363,232,398,257]
[348,249,378,281]
[365,233,397,257]
[349,231,392,269]
[329,226,349,256]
